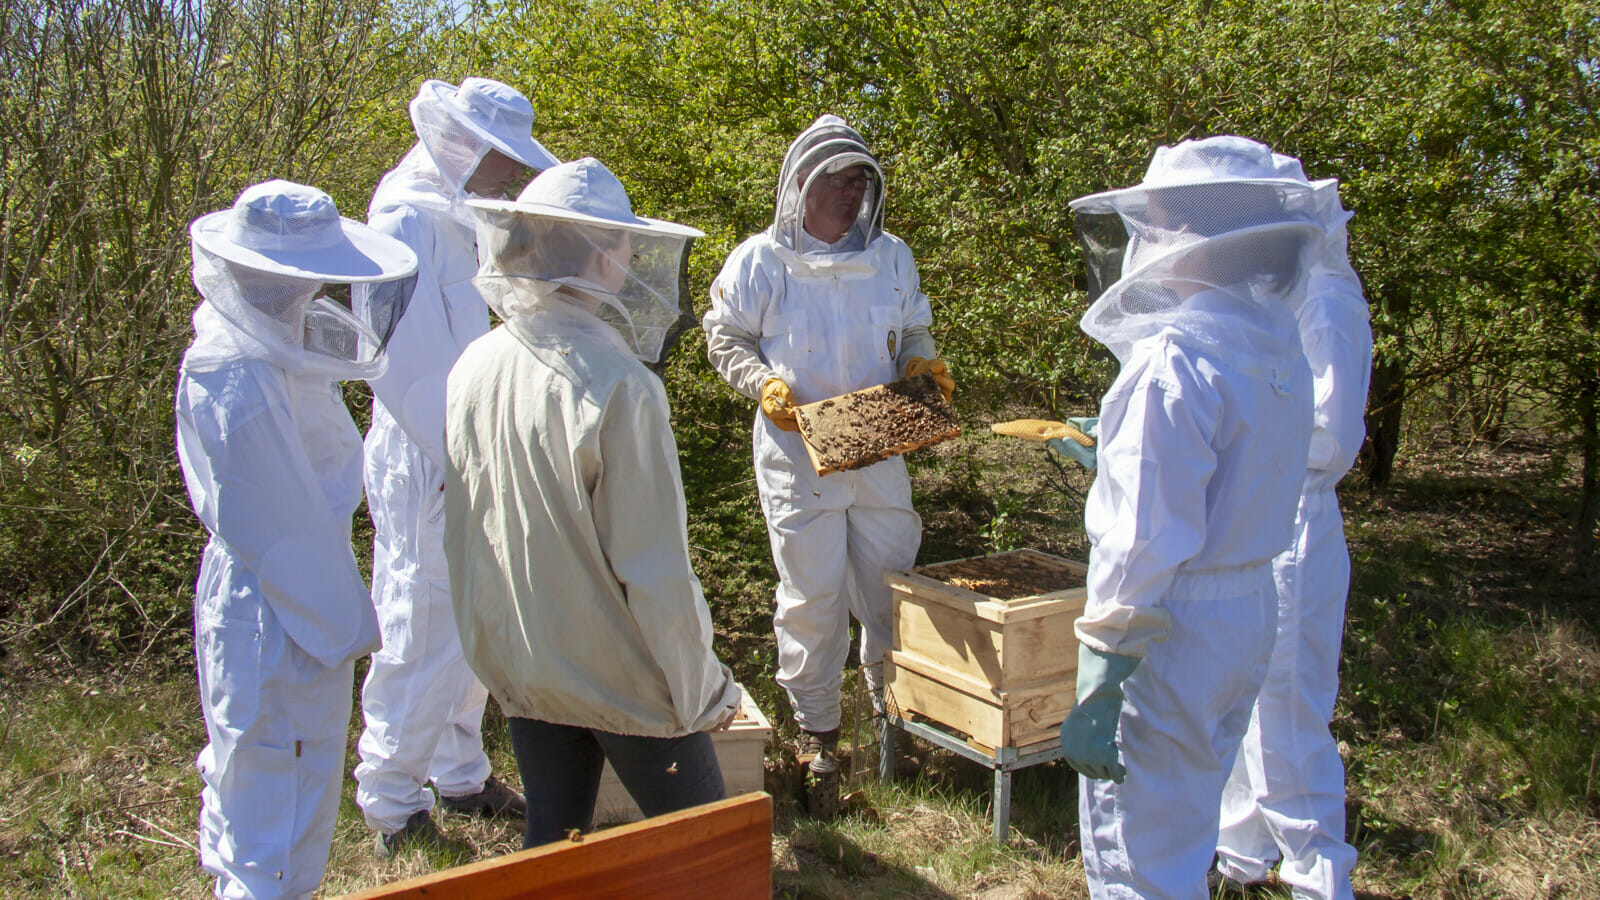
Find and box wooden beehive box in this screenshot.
[593,684,770,825]
[795,373,960,476]
[884,549,1088,752]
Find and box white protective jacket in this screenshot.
[366,144,489,471]
[704,228,934,511]
[178,303,378,669]
[1300,223,1372,492]
[1076,297,1313,659]
[444,305,740,736]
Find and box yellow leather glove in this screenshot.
[760,377,801,432]
[905,357,955,405]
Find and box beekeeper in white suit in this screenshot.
[177,180,417,898]
[1213,170,1371,899]
[702,115,953,817]
[357,76,559,855]
[1059,136,1324,898]
[448,157,740,849]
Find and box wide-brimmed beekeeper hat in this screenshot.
[416,77,560,173]
[189,179,417,282]
[469,158,703,365]
[1071,136,1332,364]
[469,156,704,239]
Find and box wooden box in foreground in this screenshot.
[593,684,770,825]
[884,549,1088,751]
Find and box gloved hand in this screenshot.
[1046,417,1099,470]
[1059,644,1140,783]
[904,357,955,405]
[760,376,801,432]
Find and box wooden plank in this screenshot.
[886,570,1014,623]
[888,652,1077,751]
[794,373,960,476]
[890,649,1006,701]
[887,652,1008,747]
[338,793,772,900]
[893,591,1006,687]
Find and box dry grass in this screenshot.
[2,435,1598,898]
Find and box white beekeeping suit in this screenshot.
[176,180,417,899]
[1215,181,1371,900]
[1060,136,1324,899]
[702,114,949,817]
[356,77,559,849]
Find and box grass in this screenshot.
[1,427,1597,897]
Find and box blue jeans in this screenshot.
[506,717,726,848]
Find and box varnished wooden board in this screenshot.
[795,373,960,475]
[338,793,773,900]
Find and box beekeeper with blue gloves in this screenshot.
[448,158,740,849]
[1059,136,1323,898]
[177,180,417,898]
[356,77,560,855]
[702,115,952,818]
[1213,168,1371,900]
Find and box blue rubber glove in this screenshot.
[1046,417,1100,470]
[1059,643,1140,782]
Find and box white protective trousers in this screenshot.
[354,162,493,833]
[1216,486,1358,898]
[178,356,376,899]
[355,405,492,832]
[762,441,921,732]
[1214,226,1369,898]
[1080,568,1277,900]
[195,555,354,900]
[705,231,932,733]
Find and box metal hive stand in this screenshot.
[877,711,1064,842]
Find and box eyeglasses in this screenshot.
[820,172,871,191]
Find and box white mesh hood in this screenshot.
[1072,136,1339,366]
[185,180,417,378]
[772,115,885,259]
[187,246,414,379]
[470,158,703,366]
[401,78,560,225]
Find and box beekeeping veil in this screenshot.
[380,78,562,225]
[469,157,705,366]
[1072,136,1338,365]
[187,179,418,379]
[771,114,885,270]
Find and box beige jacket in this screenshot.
[443,304,738,736]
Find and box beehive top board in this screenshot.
[794,373,960,475]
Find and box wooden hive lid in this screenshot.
[885,549,1088,624]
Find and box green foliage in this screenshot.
[0,7,1596,896]
[0,0,459,661]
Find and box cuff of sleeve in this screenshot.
[1073,605,1174,659]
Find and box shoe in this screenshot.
[374,809,444,859]
[438,775,527,819]
[799,729,841,819]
